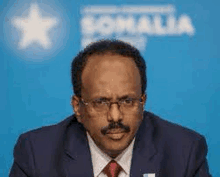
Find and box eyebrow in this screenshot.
[94,94,137,101]
[118,95,131,100]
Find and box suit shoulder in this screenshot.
[18,115,76,141]
[145,111,204,142]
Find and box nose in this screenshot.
[107,103,122,122]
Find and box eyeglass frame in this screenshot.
[79,95,145,113]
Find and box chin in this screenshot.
[104,147,125,158]
[102,140,130,157]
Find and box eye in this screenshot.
[93,99,108,107]
[122,98,134,105]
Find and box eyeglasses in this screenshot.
[80,96,144,113]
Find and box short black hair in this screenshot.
[71,39,147,97]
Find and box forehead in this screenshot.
[81,53,141,98]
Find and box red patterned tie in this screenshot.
[103,160,122,177]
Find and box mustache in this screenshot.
[101,122,130,135]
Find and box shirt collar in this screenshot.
[87,132,135,176]
[115,137,135,175]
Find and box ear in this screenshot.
[71,95,82,123]
[141,94,147,106]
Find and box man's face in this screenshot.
[72,53,146,158]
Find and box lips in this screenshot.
[106,129,127,140]
[106,129,126,134]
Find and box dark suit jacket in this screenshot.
[9,111,211,177]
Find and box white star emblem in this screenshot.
[12,3,58,49]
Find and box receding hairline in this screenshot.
[81,53,142,98]
[81,52,141,80]
[83,51,139,66]
[71,39,147,97]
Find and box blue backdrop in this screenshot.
[0,0,219,176]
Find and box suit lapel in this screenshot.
[62,118,94,177]
[60,112,162,177]
[130,112,163,177]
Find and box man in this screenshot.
[9,40,211,177]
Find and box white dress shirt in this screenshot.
[87,132,135,177]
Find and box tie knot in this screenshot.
[103,160,122,177]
